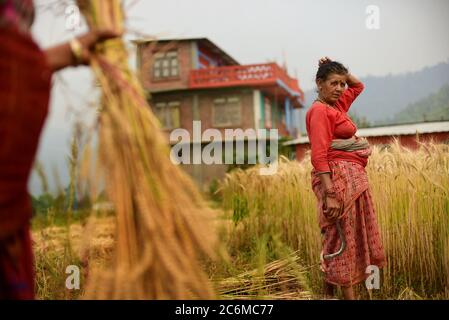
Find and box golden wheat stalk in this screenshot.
[76,0,217,299]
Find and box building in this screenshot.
[135,37,305,188]
[284,121,449,161]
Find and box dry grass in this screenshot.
[214,251,314,300]
[33,217,315,300]
[33,216,115,299]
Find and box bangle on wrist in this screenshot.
[69,38,84,66]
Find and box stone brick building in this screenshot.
[135,37,305,188]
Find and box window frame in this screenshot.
[211,96,242,128]
[154,101,181,130]
[152,50,180,81]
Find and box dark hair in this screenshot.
[315,61,348,82]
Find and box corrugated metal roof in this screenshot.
[283,121,449,146]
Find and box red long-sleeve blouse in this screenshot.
[305,82,365,173]
[0,27,51,239]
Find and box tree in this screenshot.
[348,111,371,128]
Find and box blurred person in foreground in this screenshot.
[0,0,119,299]
[306,57,386,300]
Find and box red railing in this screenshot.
[189,63,303,100]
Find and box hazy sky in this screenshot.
[126,0,449,89]
[29,0,449,194]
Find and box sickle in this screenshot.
[322,220,346,260]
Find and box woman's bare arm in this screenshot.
[44,43,76,72]
[346,72,361,86]
[44,29,120,72]
[318,172,333,190]
[318,173,342,220]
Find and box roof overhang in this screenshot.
[283,121,449,146]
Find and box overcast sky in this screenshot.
[29,0,449,194]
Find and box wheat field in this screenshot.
[219,141,449,299]
[33,140,449,299]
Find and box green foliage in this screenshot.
[208,178,222,203]
[278,136,295,159]
[232,195,249,225]
[392,85,449,124]
[348,110,371,128]
[32,193,59,213]
[225,138,293,173]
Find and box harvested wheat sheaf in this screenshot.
[76,0,217,299]
[214,251,314,300]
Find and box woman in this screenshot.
[0,0,119,299]
[306,57,386,300]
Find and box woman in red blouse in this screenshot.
[0,0,119,299]
[306,57,386,300]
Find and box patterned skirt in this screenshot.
[312,161,386,287]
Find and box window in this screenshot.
[153,51,179,79]
[154,101,180,129]
[212,96,241,127]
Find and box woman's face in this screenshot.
[317,73,347,105]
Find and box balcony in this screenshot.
[189,63,304,107]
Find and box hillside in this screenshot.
[390,85,449,124]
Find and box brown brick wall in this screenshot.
[197,88,255,135]
[139,41,193,93]
[149,87,257,141]
[148,91,194,140]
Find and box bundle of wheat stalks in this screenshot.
[214,251,314,300]
[76,0,217,299]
